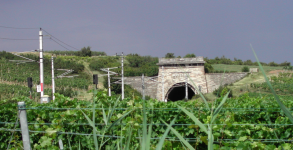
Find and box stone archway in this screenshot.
[165,82,196,101]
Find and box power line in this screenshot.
[48,37,71,51]
[42,29,79,50]
[0,25,38,29]
[0,37,38,40]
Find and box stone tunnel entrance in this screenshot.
[165,82,196,101]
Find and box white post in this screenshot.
[121,52,124,99]
[142,74,145,100]
[108,68,111,96]
[162,66,164,102]
[39,28,44,98]
[51,55,55,101]
[185,74,188,101]
[18,102,31,150]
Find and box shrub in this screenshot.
[213,86,233,97]
[241,66,249,72]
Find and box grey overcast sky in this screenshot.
[1,1,292,63]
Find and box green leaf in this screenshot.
[141,99,147,150]
[178,106,208,134]
[39,136,52,147]
[107,110,134,131]
[156,117,176,150]
[224,130,232,137]
[45,128,57,136]
[125,126,133,150]
[102,105,107,125]
[92,103,98,150]
[238,136,247,142]
[200,136,208,145]
[211,91,230,124]
[79,109,98,133]
[161,120,195,150]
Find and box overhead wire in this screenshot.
[0,25,79,51]
[0,37,38,40]
[42,29,79,50]
[0,128,292,143]
[0,25,39,30]
[48,37,71,51]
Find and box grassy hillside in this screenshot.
[211,64,283,72]
[0,51,290,102]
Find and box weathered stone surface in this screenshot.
[123,76,158,99]
[205,73,248,93]
[250,68,259,72]
[156,65,207,101]
[122,57,248,101]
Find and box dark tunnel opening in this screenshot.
[167,86,195,101]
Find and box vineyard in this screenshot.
[1,50,293,149]
[0,52,90,99]
[0,90,293,149]
[251,72,293,95]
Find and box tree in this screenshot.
[126,53,143,67]
[204,62,214,73]
[184,53,196,58]
[165,53,175,58]
[241,66,249,72]
[268,61,278,66]
[77,46,92,57]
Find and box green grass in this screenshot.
[212,64,283,72]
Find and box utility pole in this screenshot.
[100,67,118,96]
[108,68,111,96]
[51,55,55,101]
[39,28,44,98]
[162,66,164,102]
[121,52,124,99]
[185,74,188,101]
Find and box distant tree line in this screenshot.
[163,52,290,67]
[125,54,158,76]
[204,55,291,67]
[164,53,196,58]
[46,47,106,57]
[89,53,159,77]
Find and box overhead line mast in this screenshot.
[39,28,44,97]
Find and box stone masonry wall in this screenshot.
[156,65,208,101]
[123,76,158,99]
[123,72,248,100]
[205,73,248,93]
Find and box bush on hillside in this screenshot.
[89,57,120,71]
[241,66,249,72]
[213,86,233,98]
[77,46,92,57]
[204,62,214,73]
